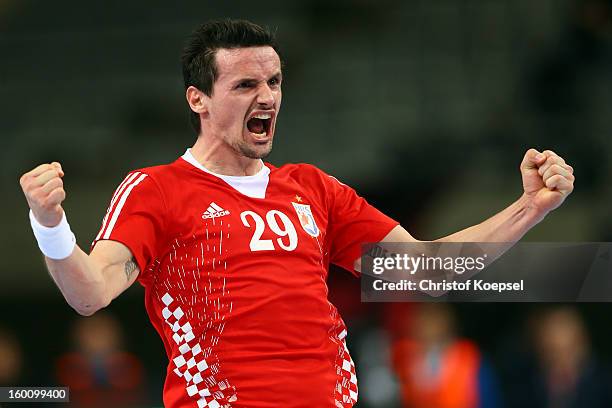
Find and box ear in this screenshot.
[186,86,209,116]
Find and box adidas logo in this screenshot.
[202,202,230,219]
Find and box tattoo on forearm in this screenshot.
[124,258,137,281]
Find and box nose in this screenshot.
[256,84,275,108]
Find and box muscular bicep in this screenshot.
[90,240,140,301]
[353,225,421,273]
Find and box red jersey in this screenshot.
[92,151,398,408]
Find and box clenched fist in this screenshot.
[520,149,575,215]
[20,162,66,227]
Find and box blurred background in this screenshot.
[1,0,611,406]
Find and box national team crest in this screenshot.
[292,202,320,237]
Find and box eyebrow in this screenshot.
[231,72,283,86]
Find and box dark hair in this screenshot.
[181,19,281,134]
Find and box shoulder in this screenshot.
[127,158,193,189]
[132,158,187,179]
[270,162,336,183]
[270,163,352,198]
[112,159,191,206]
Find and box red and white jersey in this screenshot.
[92,150,398,408]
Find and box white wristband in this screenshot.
[29,209,76,260]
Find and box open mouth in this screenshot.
[246,113,273,138]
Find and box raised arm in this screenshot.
[356,149,574,272]
[391,149,574,243]
[20,163,139,316]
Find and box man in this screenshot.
[19,19,574,408]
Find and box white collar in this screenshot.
[181,149,270,198]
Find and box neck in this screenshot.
[191,136,262,176]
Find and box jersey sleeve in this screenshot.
[324,173,399,275]
[91,170,167,277]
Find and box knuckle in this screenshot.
[55,186,66,196]
[545,174,559,183]
[49,178,61,188]
[31,190,43,203]
[40,199,51,210]
[44,192,60,207]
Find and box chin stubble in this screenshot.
[234,139,273,159]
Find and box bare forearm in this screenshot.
[21,162,138,315]
[375,150,573,274]
[428,194,547,266]
[45,246,109,316]
[436,194,545,243]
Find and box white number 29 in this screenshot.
[240,210,298,252]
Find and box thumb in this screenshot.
[520,148,545,172]
[51,161,64,177]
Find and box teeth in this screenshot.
[252,113,271,119]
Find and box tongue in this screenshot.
[247,118,265,134]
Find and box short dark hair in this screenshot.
[181,19,281,134]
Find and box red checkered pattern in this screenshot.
[162,292,236,407]
[333,330,358,407]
